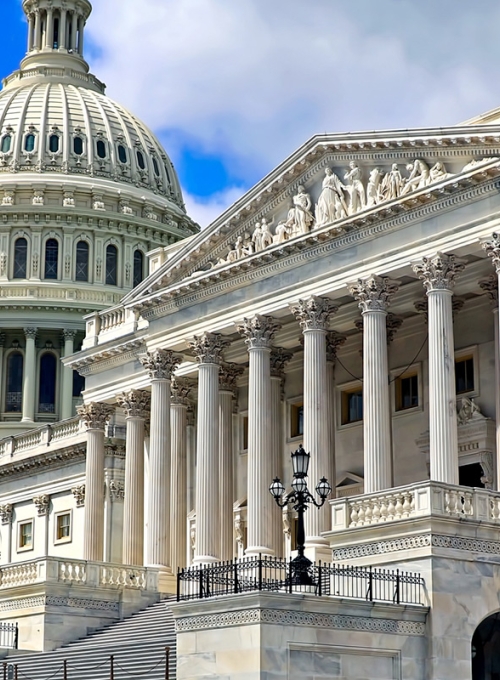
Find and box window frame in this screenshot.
[337,379,364,428]
[18,519,34,552]
[23,131,37,155]
[0,133,12,154]
[239,411,248,454]
[133,249,144,288]
[454,345,479,399]
[12,236,29,280]
[96,139,108,160]
[4,349,24,414]
[37,351,58,416]
[105,243,119,286]
[75,239,90,283]
[391,362,423,416]
[287,397,304,442]
[54,510,73,545]
[43,237,60,280]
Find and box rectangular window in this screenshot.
[56,512,71,541]
[242,415,248,451]
[455,356,474,394]
[396,373,419,411]
[341,388,363,425]
[19,520,33,550]
[290,402,304,438]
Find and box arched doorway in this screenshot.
[472,612,500,679]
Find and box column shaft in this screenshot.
[46,9,54,48]
[428,289,458,483]
[219,391,234,561]
[270,376,283,556]
[28,15,34,51]
[34,11,41,50]
[326,359,336,508]
[363,311,392,492]
[70,12,77,50]
[171,402,188,571]
[61,333,75,420]
[83,428,106,561]
[22,330,36,422]
[123,417,145,565]
[194,363,220,562]
[495,307,500,490]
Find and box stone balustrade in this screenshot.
[330,481,498,531]
[0,417,87,460]
[0,558,158,592]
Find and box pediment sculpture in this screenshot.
[207,156,495,271]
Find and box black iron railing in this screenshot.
[0,623,18,649]
[177,557,425,606]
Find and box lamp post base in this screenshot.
[288,555,314,586]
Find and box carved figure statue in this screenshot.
[401,159,430,195]
[260,218,273,248]
[457,397,482,425]
[226,236,245,263]
[274,220,291,244]
[430,161,451,183]
[380,164,404,201]
[251,221,263,251]
[366,168,383,208]
[242,235,255,257]
[286,185,314,235]
[343,161,365,214]
[315,168,348,226]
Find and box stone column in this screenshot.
[291,297,337,552]
[22,328,37,423]
[27,14,34,51]
[140,350,182,569]
[78,16,85,55]
[70,12,77,50]
[238,316,281,556]
[348,276,400,493]
[170,379,191,572]
[34,10,41,50]
[78,403,115,562]
[219,364,243,562]
[326,332,347,504]
[413,253,465,484]
[61,330,76,420]
[59,8,67,49]
[46,8,54,48]
[270,348,292,557]
[117,390,150,566]
[189,333,229,564]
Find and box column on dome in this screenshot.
[140,349,182,569]
[78,15,85,55]
[218,363,244,561]
[237,316,281,556]
[348,276,400,493]
[59,7,68,51]
[78,402,115,562]
[412,253,465,484]
[27,13,34,52]
[189,333,229,564]
[22,328,37,423]
[326,331,347,506]
[482,234,500,489]
[61,330,76,420]
[170,378,191,572]
[34,10,41,51]
[291,297,337,551]
[46,8,54,49]
[70,11,78,51]
[117,390,150,566]
[270,347,292,557]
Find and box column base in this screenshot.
[192,555,220,566]
[157,569,177,595]
[245,547,274,558]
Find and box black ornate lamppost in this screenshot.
[269,445,332,586]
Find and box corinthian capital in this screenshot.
[116,389,150,419]
[219,363,244,392]
[171,378,191,406]
[33,494,50,516]
[348,275,400,313]
[77,402,115,430]
[189,332,229,364]
[479,274,498,306]
[412,252,465,292]
[237,315,281,349]
[290,296,338,331]
[140,349,182,380]
[483,233,500,273]
[270,347,293,378]
[0,504,12,525]
[326,331,346,363]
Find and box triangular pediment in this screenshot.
[123,122,500,312]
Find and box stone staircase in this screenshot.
[5,599,177,679]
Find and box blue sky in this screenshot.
[3,0,500,226]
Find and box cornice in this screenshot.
[133,167,500,321]
[0,444,86,478]
[69,338,146,375]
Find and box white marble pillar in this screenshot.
[61,330,76,421]
[219,364,243,561]
[59,8,67,49]
[70,12,77,50]
[170,379,191,572]
[326,332,346,505]
[117,390,150,566]
[348,277,400,493]
[140,349,182,569]
[270,348,292,557]
[292,297,337,550]
[238,316,281,556]
[46,9,54,48]
[78,402,115,562]
[27,14,34,51]
[34,10,41,50]
[413,253,465,484]
[22,328,37,423]
[190,333,229,564]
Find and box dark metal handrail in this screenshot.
[177,557,425,606]
[0,623,18,650]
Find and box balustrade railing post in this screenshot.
[165,646,170,680]
[199,567,203,599]
[176,569,181,602]
[63,660,67,680]
[258,554,262,591]
[233,560,238,595]
[110,655,114,680]
[14,624,18,650]
[288,558,292,594]
[14,665,17,680]
[368,566,373,601]
[395,569,400,604]
[3,661,6,680]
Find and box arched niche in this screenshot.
[472,611,500,679]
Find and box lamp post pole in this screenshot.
[270,445,332,585]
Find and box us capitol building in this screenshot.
[0,2,499,680]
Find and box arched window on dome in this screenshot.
[96,140,107,159]
[38,353,57,414]
[25,134,36,153]
[75,241,89,282]
[133,250,144,288]
[153,158,160,177]
[73,136,83,156]
[137,150,146,170]
[1,135,12,154]
[13,238,28,279]
[44,239,59,280]
[118,145,127,164]
[6,352,23,413]
[105,245,118,286]
[49,135,60,153]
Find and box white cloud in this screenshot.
[86,0,500,184]
[183,186,245,230]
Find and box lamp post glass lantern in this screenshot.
[269,444,332,586]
